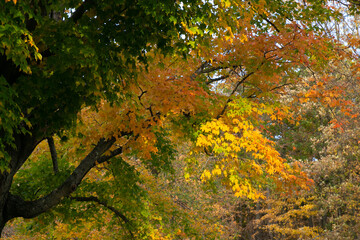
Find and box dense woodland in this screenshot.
[1,0,360,239]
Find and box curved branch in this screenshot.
[69,196,131,224]
[70,196,134,238]
[5,137,116,221]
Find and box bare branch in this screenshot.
[259,14,280,33]
[206,75,230,85]
[216,72,255,119]
[191,62,226,81]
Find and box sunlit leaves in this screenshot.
[3,0,360,238]
[196,97,311,200]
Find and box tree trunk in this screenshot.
[0,217,5,237]
[0,196,6,236]
[0,133,45,236]
[0,172,13,237]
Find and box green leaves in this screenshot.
[0,76,30,171]
[11,150,74,201]
[0,1,41,74]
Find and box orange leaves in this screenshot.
[5,0,17,4]
[75,52,213,161]
[297,68,360,132]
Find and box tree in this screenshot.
[0,0,221,234]
[0,0,350,237]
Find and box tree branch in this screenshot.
[70,0,97,23]
[248,1,280,33]
[47,136,59,174]
[5,137,116,220]
[269,82,292,92]
[97,146,123,164]
[190,62,226,81]
[69,196,130,224]
[206,75,230,85]
[259,14,280,33]
[70,196,134,238]
[216,71,255,119]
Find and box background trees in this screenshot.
[1,0,360,239]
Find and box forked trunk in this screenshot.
[0,136,116,237]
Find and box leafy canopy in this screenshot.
[1,0,358,239]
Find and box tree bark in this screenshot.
[0,133,39,236]
[0,136,118,237]
[47,137,59,174]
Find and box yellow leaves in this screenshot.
[184,172,190,180]
[222,0,231,8]
[201,169,212,182]
[195,134,210,148]
[239,34,248,43]
[224,132,235,142]
[233,126,240,133]
[200,119,230,134]
[224,26,235,43]
[212,165,222,176]
[196,97,310,199]
[231,178,265,200]
[252,162,263,175]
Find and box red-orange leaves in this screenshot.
[76,53,212,161]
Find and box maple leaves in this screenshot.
[3,0,360,238]
[196,97,312,200]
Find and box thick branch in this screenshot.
[47,137,59,174]
[4,137,115,220]
[97,146,123,164]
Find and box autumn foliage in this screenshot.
[1,0,360,239]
